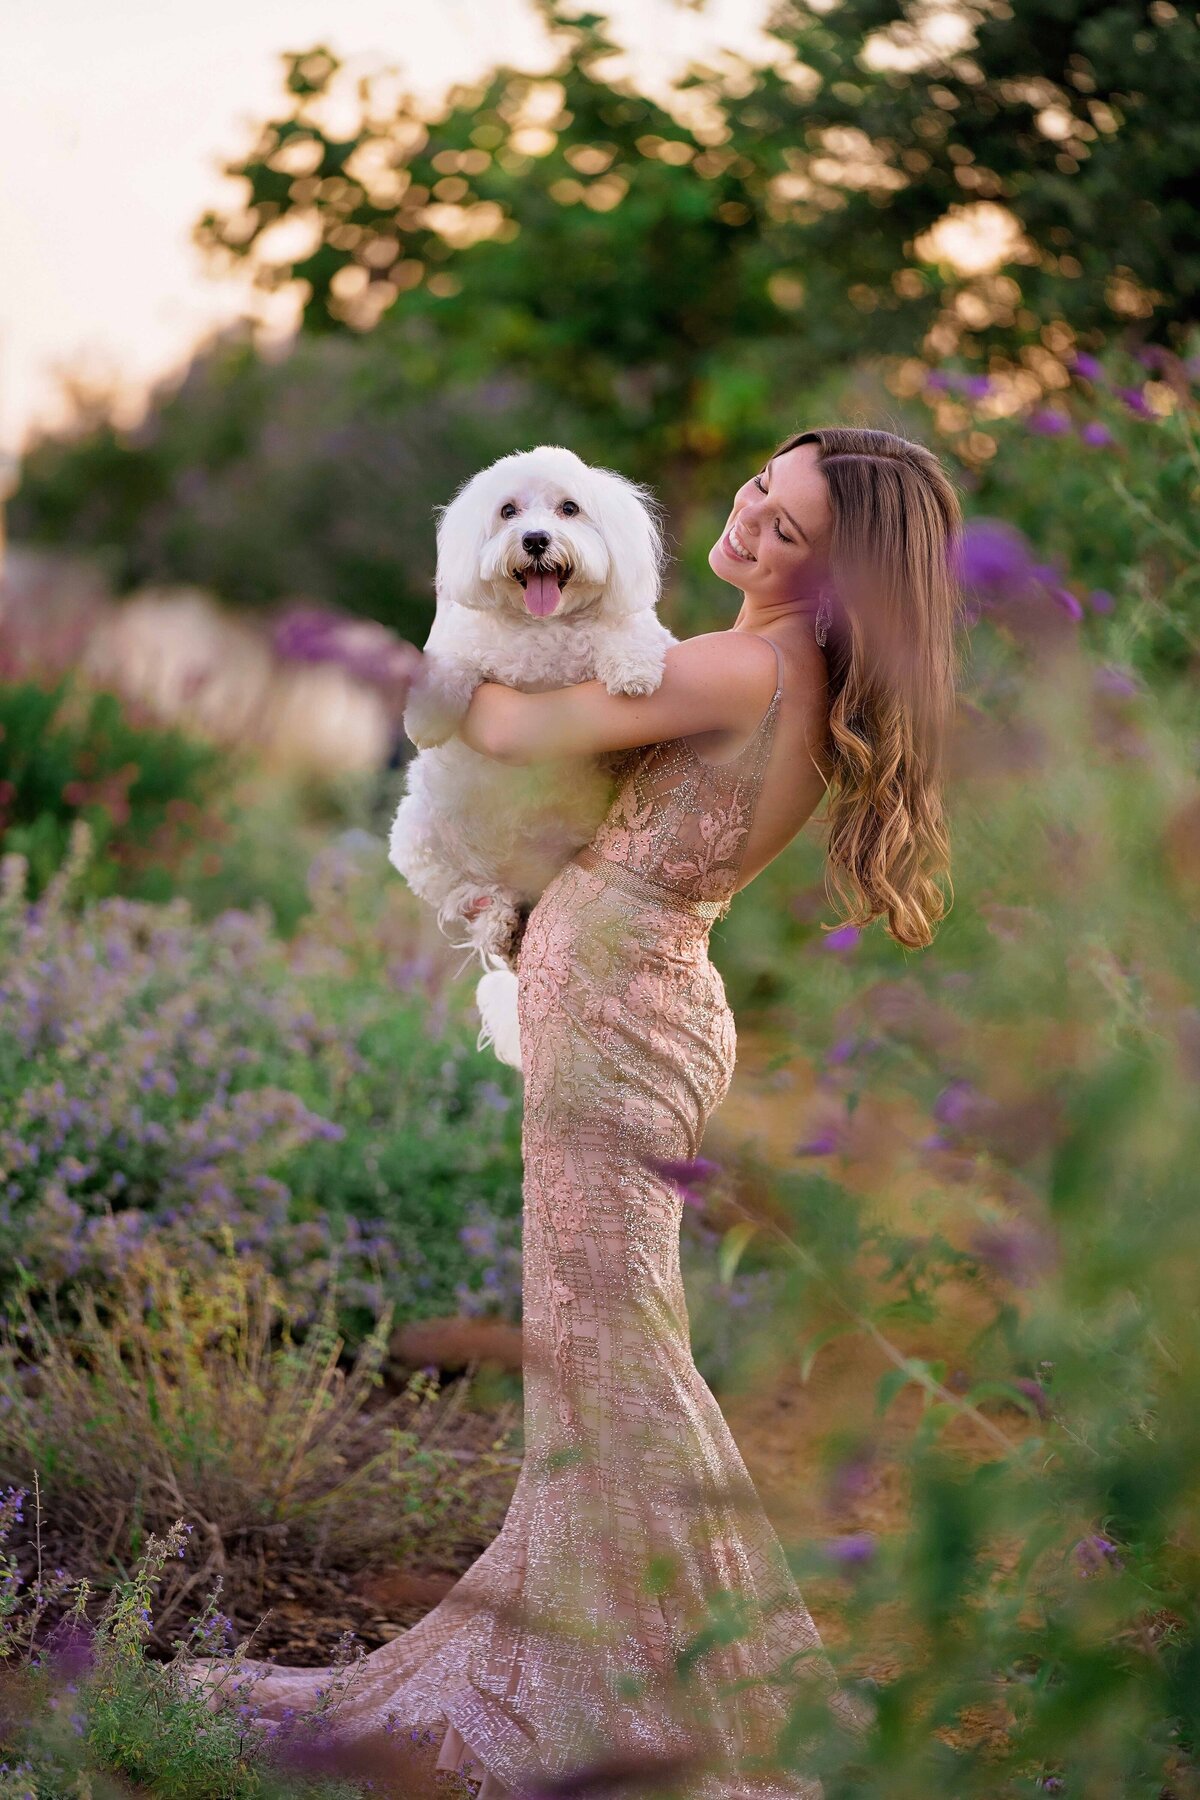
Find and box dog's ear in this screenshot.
[432,470,488,616]
[588,468,666,617]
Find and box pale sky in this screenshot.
[0,0,774,457]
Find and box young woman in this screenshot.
[192,429,962,1798]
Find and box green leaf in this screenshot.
[718,1221,758,1286]
[799,1321,858,1383]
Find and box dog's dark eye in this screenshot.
[500,502,518,520]
[560,500,580,517]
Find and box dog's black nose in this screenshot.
[522,531,551,558]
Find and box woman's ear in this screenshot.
[590,468,666,617]
[433,470,488,616]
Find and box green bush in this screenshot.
[0,676,228,904]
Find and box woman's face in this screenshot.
[709,441,833,605]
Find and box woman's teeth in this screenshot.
[725,521,755,563]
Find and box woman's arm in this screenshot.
[458,631,780,765]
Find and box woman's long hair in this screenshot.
[781,427,963,950]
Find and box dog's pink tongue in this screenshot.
[523,571,561,616]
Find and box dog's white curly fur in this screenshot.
[388,445,675,1069]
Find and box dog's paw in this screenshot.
[596,658,665,698]
[463,893,527,970]
[403,688,462,750]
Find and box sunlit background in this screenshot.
[1,3,1198,1796]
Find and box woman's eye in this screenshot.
[560,500,580,517]
[753,474,767,494]
[774,519,794,545]
[500,502,518,520]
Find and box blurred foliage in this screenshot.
[763,0,1200,353]
[195,3,1198,455]
[12,4,1200,630]
[0,675,228,904]
[8,332,585,641]
[700,499,1200,1797]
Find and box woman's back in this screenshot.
[578,631,831,917]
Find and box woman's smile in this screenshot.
[721,518,756,563]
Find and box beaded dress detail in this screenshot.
[190,636,860,1797]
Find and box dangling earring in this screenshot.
[814,594,832,649]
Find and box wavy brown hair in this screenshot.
[782,427,963,949]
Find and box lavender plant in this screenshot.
[0,823,522,1334]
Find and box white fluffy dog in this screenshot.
[388,445,674,1067]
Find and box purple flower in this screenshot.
[1117,385,1153,419]
[932,1078,979,1129]
[1074,1534,1123,1577]
[1087,588,1115,614]
[1049,585,1084,621]
[822,1531,876,1568]
[969,1223,1051,1287]
[1070,352,1104,382]
[795,1129,839,1156]
[1079,420,1114,448]
[823,924,860,952]
[962,374,993,400]
[1013,1377,1051,1418]
[1093,664,1138,698]
[646,1155,720,1206]
[1027,409,1070,436]
[955,519,1035,596]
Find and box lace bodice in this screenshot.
[582,635,784,920]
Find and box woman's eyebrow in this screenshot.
[765,456,811,544]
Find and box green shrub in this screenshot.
[0,676,228,904]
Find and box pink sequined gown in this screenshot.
[198,637,858,1796]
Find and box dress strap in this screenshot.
[757,634,785,702]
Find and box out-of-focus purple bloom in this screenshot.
[273,606,350,665]
[1013,1377,1052,1418]
[969,1223,1051,1287]
[1087,588,1115,614]
[822,1532,876,1568]
[646,1155,720,1207]
[1070,352,1104,382]
[1074,1534,1123,1577]
[928,369,992,399]
[45,1618,95,1680]
[1117,385,1153,419]
[1049,585,1084,622]
[1027,409,1070,436]
[1079,420,1114,448]
[932,1078,980,1129]
[826,1446,876,1511]
[795,1129,840,1156]
[1093,664,1139,699]
[823,924,860,952]
[955,519,1035,596]
[1039,1778,1066,1794]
